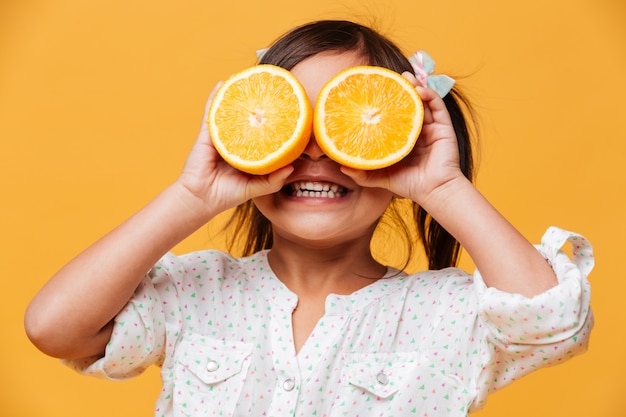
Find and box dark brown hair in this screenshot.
[225,20,477,270]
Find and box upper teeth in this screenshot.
[290,181,346,198]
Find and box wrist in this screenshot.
[166,181,220,226]
[416,175,475,216]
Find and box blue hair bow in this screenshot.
[407,51,455,98]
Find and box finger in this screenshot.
[402,71,422,87]
[340,166,391,191]
[415,86,437,124]
[401,75,434,124]
[246,165,294,198]
[198,81,224,137]
[402,72,432,121]
[266,165,295,190]
[415,86,452,126]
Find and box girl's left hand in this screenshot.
[344,73,561,298]
[341,72,467,206]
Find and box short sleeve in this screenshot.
[471,227,594,408]
[62,272,169,380]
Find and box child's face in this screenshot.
[253,50,394,248]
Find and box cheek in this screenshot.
[251,195,275,219]
[363,189,394,211]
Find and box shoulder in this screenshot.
[386,267,477,310]
[403,267,474,293]
[150,249,272,286]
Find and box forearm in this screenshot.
[25,181,217,359]
[420,177,557,297]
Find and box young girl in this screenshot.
[25,20,593,417]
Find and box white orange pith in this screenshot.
[208,65,313,175]
[313,66,424,170]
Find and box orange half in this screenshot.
[208,65,312,175]
[313,66,424,170]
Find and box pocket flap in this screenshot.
[344,352,417,399]
[176,333,252,385]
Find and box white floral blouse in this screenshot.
[66,226,594,417]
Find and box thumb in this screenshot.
[245,165,294,199]
[340,166,392,190]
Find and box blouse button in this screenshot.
[376,372,389,385]
[282,378,296,391]
[206,360,220,372]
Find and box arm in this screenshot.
[420,176,558,296]
[24,86,293,359]
[344,79,557,297]
[24,183,213,359]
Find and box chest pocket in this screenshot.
[339,351,473,417]
[343,352,418,399]
[173,333,252,417]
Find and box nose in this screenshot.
[301,134,326,161]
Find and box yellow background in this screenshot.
[2,0,624,416]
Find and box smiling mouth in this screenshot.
[284,181,349,198]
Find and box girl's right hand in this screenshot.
[174,83,294,220]
[24,83,294,360]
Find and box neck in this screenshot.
[267,235,387,297]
